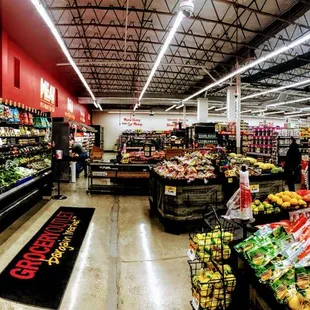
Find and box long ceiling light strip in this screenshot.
[215,107,226,111]
[176,103,184,109]
[165,105,177,112]
[264,110,285,115]
[138,11,184,102]
[266,97,310,107]
[208,106,216,111]
[252,109,267,114]
[30,0,97,106]
[242,79,310,101]
[183,29,310,103]
[240,109,252,114]
[285,112,310,118]
[284,110,302,115]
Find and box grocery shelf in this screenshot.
[247,152,272,157]
[0,142,48,149]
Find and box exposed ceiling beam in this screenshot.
[242,50,310,83]
[214,0,310,30]
[54,22,269,51]
[46,5,296,42]
[63,36,244,59]
[185,0,310,95]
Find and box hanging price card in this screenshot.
[250,184,260,193]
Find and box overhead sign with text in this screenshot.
[40,78,57,112]
[65,98,75,120]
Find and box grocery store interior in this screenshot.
[2,0,310,310]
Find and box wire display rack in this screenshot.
[188,205,241,310]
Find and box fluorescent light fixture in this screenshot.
[139,11,184,101]
[176,103,184,109]
[30,0,96,102]
[133,103,138,111]
[98,104,102,111]
[165,105,177,112]
[252,109,267,114]
[183,29,310,103]
[242,79,310,101]
[215,107,226,111]
[284,110,302,115]
[240,109,252,114]
[208,106,216,111]
[266,97,310,108]
[264,110,285,115]
[93,101,98,108]
[285,112,310,118]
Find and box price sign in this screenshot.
[187,239,197,260]
[164,186,177,196]
[228,177,233,183]
[250,184,260,193]
[187,248,196,261]
[192,292,200,310]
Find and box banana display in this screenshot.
[223,154,284,178]
[192,226,234,262]
[192,263,236,310]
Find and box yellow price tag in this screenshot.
[228,178,233,183]
[250,184,260,193]
[165,186,177,196]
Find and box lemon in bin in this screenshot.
[254,199,261,206]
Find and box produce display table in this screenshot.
[232,248,290,310]
[87,161,151,194]
[149,170,224,230]
[223,173,285,204]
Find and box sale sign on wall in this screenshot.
[40,78,56,112]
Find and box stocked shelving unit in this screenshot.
[92,125,104,149]
[186,123,218,149]
[165,129,186,149]
[246,126,279,163]
[118,130,169,150]
[0,102,52,231]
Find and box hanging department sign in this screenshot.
[65,98,75,120]
[40,78,56,112]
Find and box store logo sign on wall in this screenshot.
[0,207,95,309]
[65,98,76,120]
[67,98,74,113]
[40,78,56,112]
[80,109,86,123]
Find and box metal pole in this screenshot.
[236,61,241,154]
[183,104,186,128]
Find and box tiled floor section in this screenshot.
[0,179,191,310]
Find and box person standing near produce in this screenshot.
[71,140,88,178]
[285,137,301,191]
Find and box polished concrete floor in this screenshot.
[0,178,191,310]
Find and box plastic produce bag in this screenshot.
[224,169,253,221]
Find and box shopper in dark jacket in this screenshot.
[72,142,88,178]
[285,137,301,191]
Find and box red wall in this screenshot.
[1,31,91,125]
